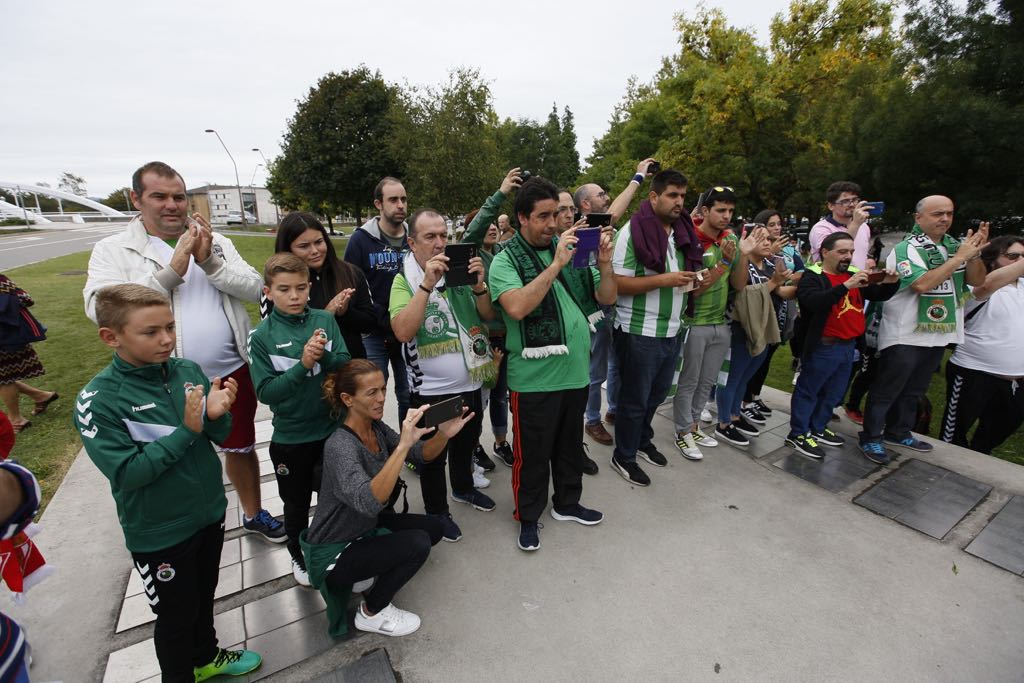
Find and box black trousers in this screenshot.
[410,389,483,515]
[744,343,779,402]
[861,344,945,442]
[324,513,443,614]
[846,348,879,411]
[509,387,587,523]
[131,518,225,683]
[269,438,326,564]
[941,361,1024,454]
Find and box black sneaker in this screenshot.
[580,443,599,476]
[637,444,668,467]
[610,455,651,486]
[751,398,772,417]
[429,512,462,542]
[733,415,760,437]
[493,441,514,468]
[451,489,496,512]
[715,423,750,446]
[785,433,825,459]
[473,444,495,471]
[518,521,541,551]
[550,503,604,526]
[812,427,845,447]
[242,509,287,543]
[740,406,766,425]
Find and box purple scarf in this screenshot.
[630,200,704,273]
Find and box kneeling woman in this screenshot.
[303,359,472,637]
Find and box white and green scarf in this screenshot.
[402,253,497,385]
[893,225,968,333]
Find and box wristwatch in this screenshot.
[472,283,489,296]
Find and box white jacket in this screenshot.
[83,217,262,363]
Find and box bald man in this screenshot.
[859,195,988,463]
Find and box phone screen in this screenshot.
[417,396,465,429]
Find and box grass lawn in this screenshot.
[4,234,349,509]
[761,344,1023,466]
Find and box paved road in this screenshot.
[0,223,130,270]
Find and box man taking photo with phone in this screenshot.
[809,181,875,269]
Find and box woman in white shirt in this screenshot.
[940,235,1024,454]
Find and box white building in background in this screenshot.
[186,184,279,225]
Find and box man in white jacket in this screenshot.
[84,161,285,544]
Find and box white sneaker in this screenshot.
[291,558,311,587]
[354,602,421,637]
[472,463,491,489]
[675,432,704,461]
[352,576,376,593]
[700,407,713,423]
[692,427,719,448]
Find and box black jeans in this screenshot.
[269,438,325,564]
[861,344,945,442]
[131,518,224,683]
[509,387,588,522]
[410,389,483,515]
[941,361,1024,454]
[324,513,443,614]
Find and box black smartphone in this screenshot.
[586,212,613,228]
[694,190,710,213]
[416,395,465,429]
[647,161,661,175]
[443,243,478,287]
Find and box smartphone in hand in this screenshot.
[864,202,885,217]
[416,396,466,429]
[443,244,478,287]
[865,270,887,284]
[572,228,602,268]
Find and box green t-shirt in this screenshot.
[487,247,594,392]
[686,234,738,326]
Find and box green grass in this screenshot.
[761,344,1023,465]
[5,234,349,509]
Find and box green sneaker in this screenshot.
[194,648,262,681]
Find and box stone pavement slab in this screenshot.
[965,495,1024,575]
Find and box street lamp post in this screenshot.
[252,147,281,226]
[205,129,246,227]
[249,164,262,223]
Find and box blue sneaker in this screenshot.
[518,521,541,551]
[451,489,496,512]
[550,503,604,526]
[884,436,933,452]
[860,440,890,464]
[242,509,287,543]
[430,512,462,542]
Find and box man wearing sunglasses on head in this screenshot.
[809,181,874,269]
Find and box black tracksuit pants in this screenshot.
[269,438,326,565]
[410,389,483,515]
[130,518,225,683]
[509,387,587,523]
[941,360,1024,454]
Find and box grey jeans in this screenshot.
[673,324,731,432]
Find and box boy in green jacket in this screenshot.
[247,253,351,586]
[77,284,261,682]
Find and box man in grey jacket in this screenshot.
[83,161,285,544]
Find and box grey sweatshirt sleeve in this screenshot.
[324,430,384,518]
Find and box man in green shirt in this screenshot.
[672,186,755,453]
[488,177,616,552]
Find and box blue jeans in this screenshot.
[716,327,767,425]
[363,332,410,423]
[488,335,508,437]
[789,341,855,437]
[612,328,682,463]
[585,319,619,424]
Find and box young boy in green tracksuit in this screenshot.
[247,253,351,585]
[77,283,261,683]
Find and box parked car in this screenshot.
[225,210,258,225]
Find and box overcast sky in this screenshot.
[3,0,789,197]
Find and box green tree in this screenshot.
[268,66,403,228]
[100,187,132,212]
[394,67,501,218]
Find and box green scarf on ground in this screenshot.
[502,232,602,359]
[402,254,497,385]
[894,225,967,333]
[299,527,390,637]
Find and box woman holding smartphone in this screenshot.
[303,360,472,636]
[271,212,377,358]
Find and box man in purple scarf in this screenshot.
[608,169,701,486]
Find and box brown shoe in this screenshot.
[604,412,616,425]
[585,422,614,446]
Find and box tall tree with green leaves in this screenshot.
[268,66,403,227]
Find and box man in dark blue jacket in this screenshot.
[344,177,411,421]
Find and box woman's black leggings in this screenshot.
[325,513,443,613]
